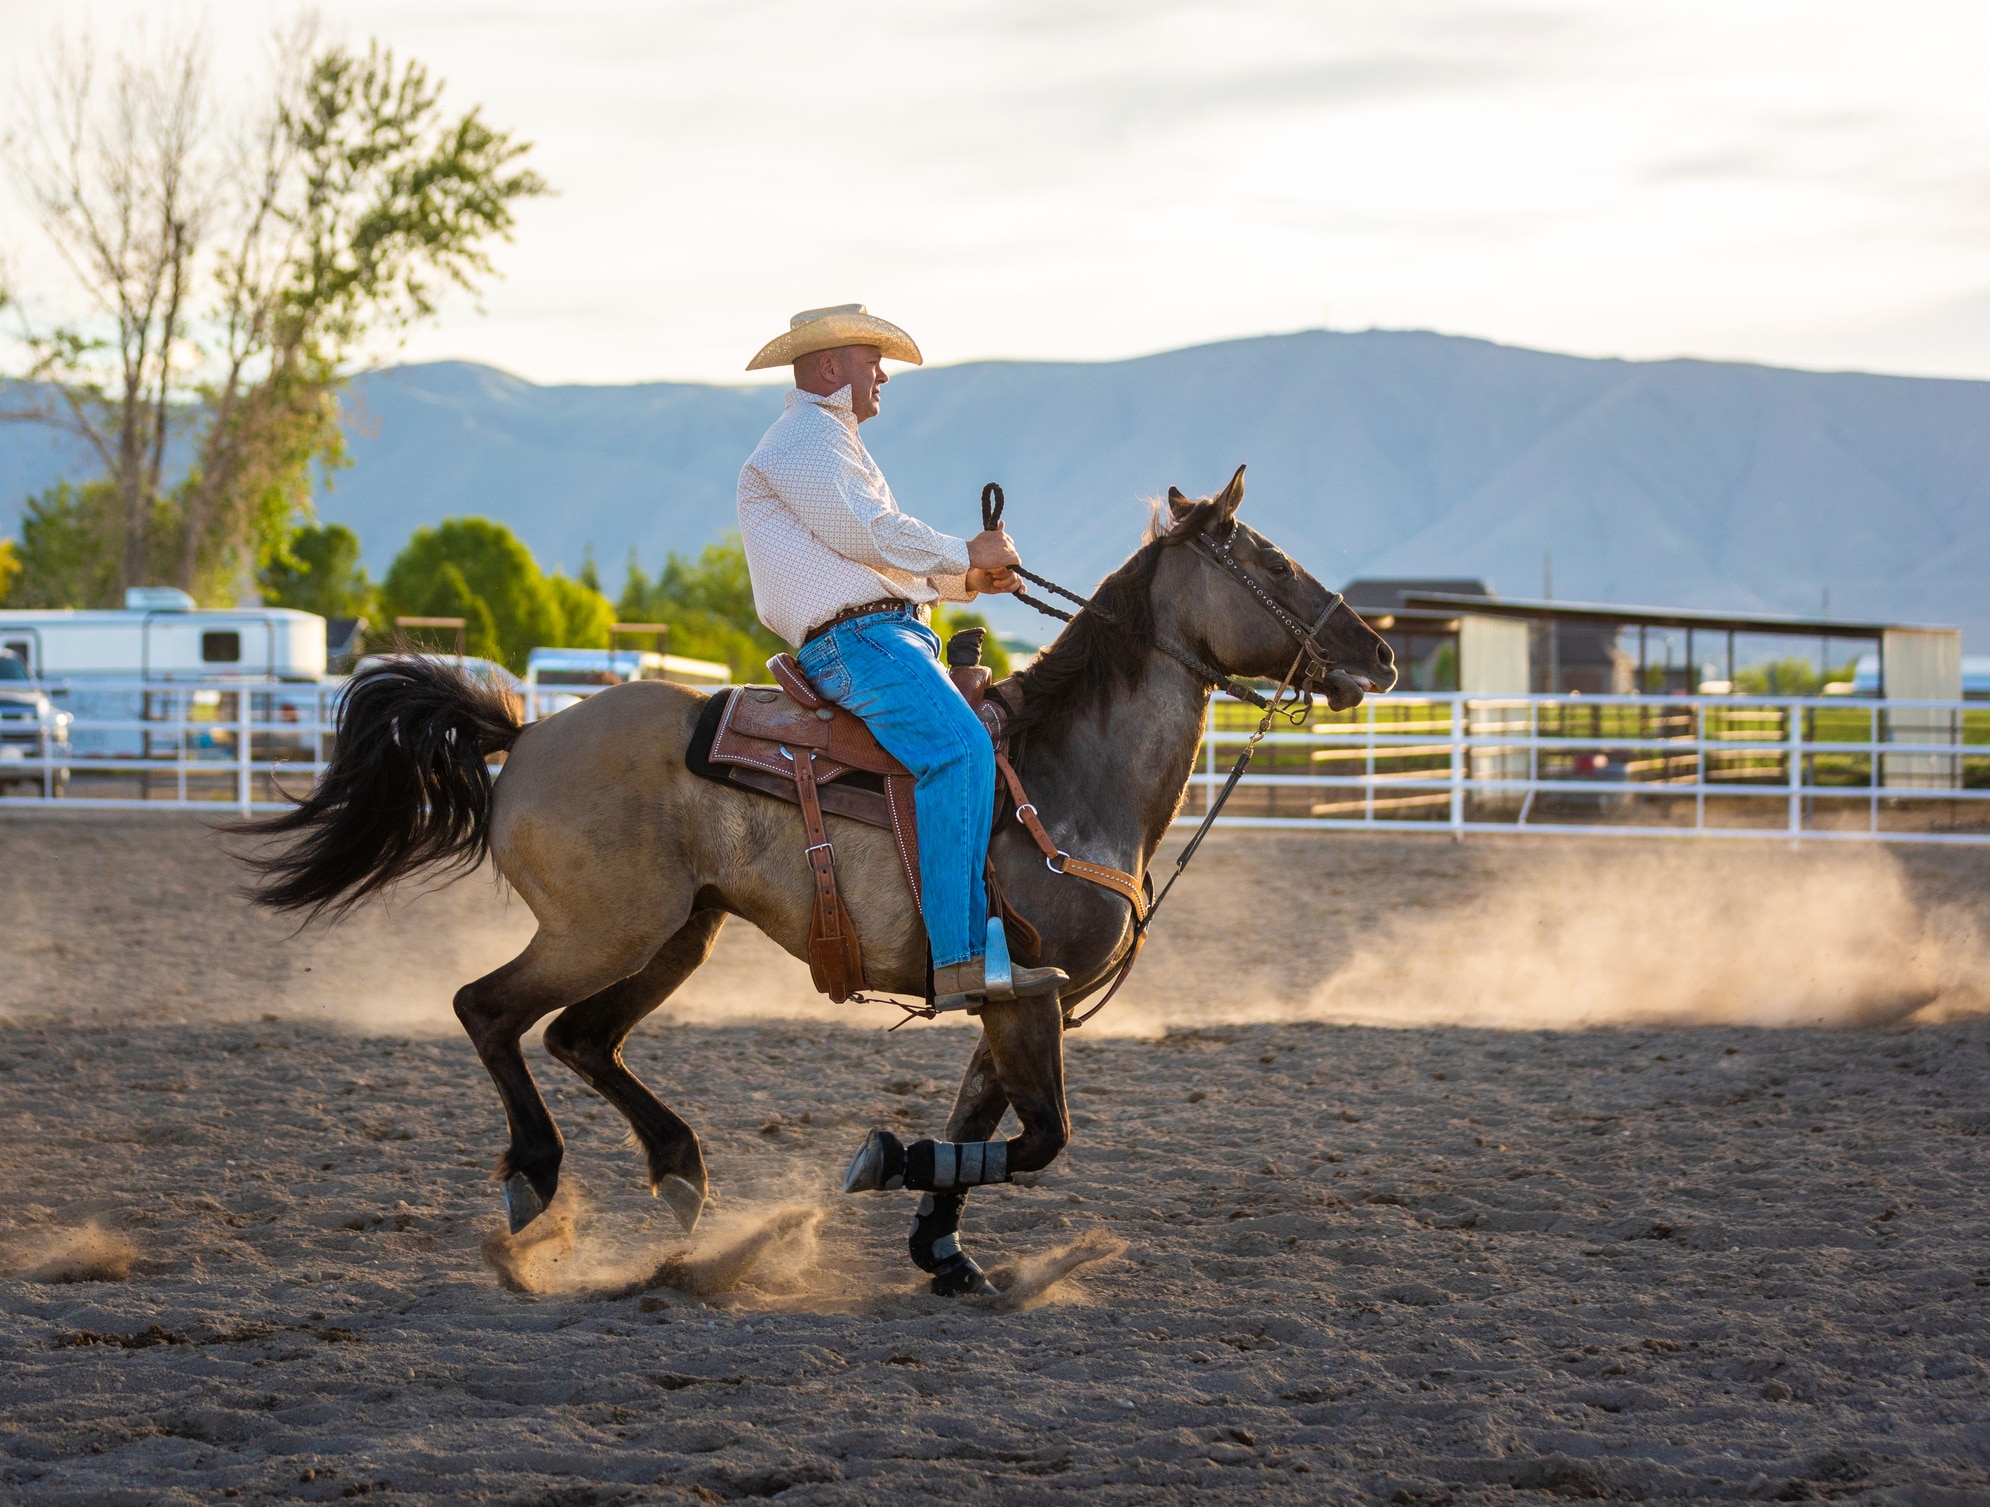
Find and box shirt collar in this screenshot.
[788,384,857,424]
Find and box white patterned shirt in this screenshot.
[737,385,973,647]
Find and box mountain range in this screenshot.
[4,328,1985,646]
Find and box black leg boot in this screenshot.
[909,1191,995,1297]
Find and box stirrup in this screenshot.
[931,917,1014,1013]
[931,922,1069,1012]
[983,916,1015,1000]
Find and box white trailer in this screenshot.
[0,591,328,760]
[0,599,326,681]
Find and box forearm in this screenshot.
[862,510,973,579]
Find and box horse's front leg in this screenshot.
[844,996,1070,1295]
[904,1036,1010,1296]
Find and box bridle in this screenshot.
[983,482,1346,717]
[1189,530,1345,693]
[978,480,1365,1027]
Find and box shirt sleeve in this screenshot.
[760,412,972,580]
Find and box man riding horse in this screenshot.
[737,304,1067,1014]
[239,303,1397,1294]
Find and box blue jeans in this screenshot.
[796,607,991,968]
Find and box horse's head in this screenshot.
[1155,465,1396,711]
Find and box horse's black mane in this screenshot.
[1009,497,1232,746]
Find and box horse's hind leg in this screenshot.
[455,929,660,1233]
[541,906,728,1233]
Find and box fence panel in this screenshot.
[1176,691,1990,844]
[0,676,338,814]
[5,678,1986,845]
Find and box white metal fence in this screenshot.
[4,678,1986,845]
[0,677,338,812]
[1184,692,1990,844]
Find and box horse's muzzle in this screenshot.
[1320,668,1369,712]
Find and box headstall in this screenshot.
[977,481,1364,1026]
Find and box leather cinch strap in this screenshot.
[793,749,864,1001]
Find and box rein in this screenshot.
[976,481,1334,1027]
[983,483,1300,713]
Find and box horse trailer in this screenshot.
[0,590,328,762]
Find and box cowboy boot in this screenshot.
[931,916,1065,1012]
[930,957,1066,1013]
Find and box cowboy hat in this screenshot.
[745,304,923,371]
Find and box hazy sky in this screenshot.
[6,0,1989,385]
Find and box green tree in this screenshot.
[2,20,546,607]
[8,486,106,609]
[399,562,501,661]
[4,481,163,609]
[615,549,651,624]
[616,532,785,679]
[381,517,614,671]
[261,523,375,618]
[547,573,612,649]
[383,518,553,670]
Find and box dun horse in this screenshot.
[242,469,1396,1293]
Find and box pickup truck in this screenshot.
[0,649,71,794]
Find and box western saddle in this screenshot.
[686,628,1145,1006]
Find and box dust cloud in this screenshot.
[479,1189,826,1301]
[623,1206,825,1299]
[279,889,536,1035]
[6,1222,139,1283]
[296,841,1990,1041]
[478,1189,584,1294]
[13,817,1984,1041]
[984,1231,1126,1312]
[1117,841,1990,1035]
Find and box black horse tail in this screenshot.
[238,655,522,920]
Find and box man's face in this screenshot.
[796,345,889,420]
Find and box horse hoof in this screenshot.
[656,1175,704,1234]
[842,1128,906,1193]
[931,1252,997,1298]
[502,1172,547,1234]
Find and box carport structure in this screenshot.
[1401,592,1962,704]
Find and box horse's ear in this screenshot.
[1212,464,1247,522]
[1167,485,1193,520]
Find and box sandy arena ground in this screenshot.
[3,812,1990,1504]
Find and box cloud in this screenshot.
[6,0,1990,383]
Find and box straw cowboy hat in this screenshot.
[746,304,923,371]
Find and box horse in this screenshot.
[240,466,1397,1294]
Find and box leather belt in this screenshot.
[802,597,927,646]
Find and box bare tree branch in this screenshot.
[7,20,211,594]
[5,16,545,606]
